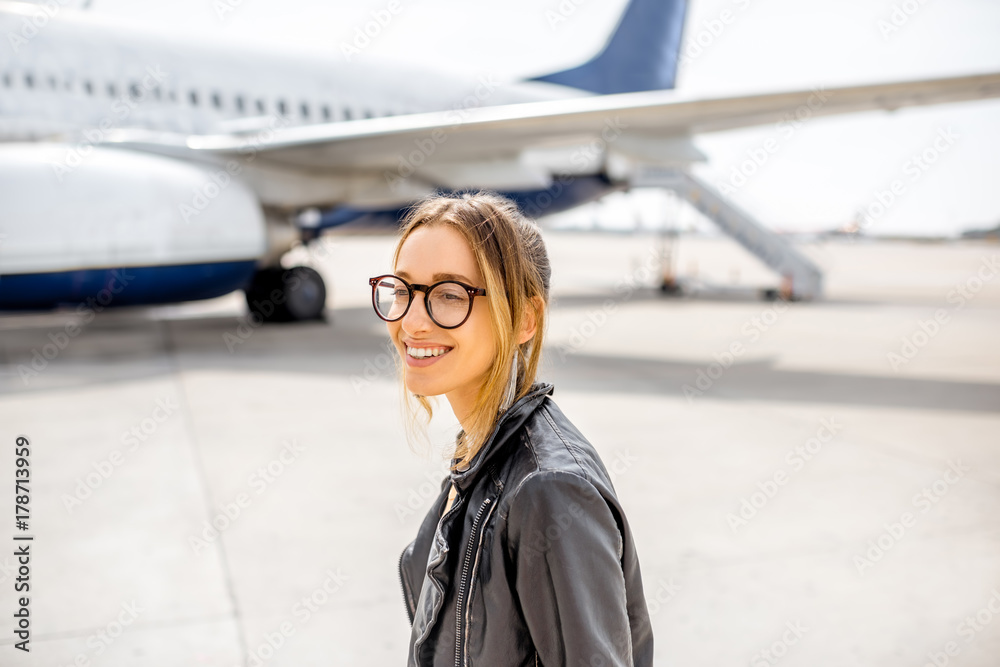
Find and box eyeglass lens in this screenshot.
[373,277,472,327]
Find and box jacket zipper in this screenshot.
[411,493,468,661]
[398,547,414,625]
[454,494,499,667]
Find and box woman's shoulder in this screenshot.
[498,393,621,516]
[520,394,612,482]
[499,445,626,564]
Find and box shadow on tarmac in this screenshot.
[3,300,997,413]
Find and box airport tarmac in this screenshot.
[1,232,998,667]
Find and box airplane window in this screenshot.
[83,80,93,95]
[212,92,222,109]
[24,72,34,88]
[2,72,10,88]
[277,99,287,115]
[343,108,352,120]
[153,87,162,100]
[363,109,373,119]
[189,90,199,106]
[300,102,309,119]
[168,89,177,102]
[255,98,266,113]
[129,82,141,101]
[235,95,245,113]
[321,105,331,121]
[47,75,57,89]
[107,82,117,97]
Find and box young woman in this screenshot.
[369,191,653,666]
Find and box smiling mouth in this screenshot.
[406,345,452,359]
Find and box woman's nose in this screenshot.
[401,291,434,333]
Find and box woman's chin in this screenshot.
[404,376,445,398]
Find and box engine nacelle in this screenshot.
[0,143,267,309]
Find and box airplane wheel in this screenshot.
[659,279,682,295]
[282,266,327,321]
[245,266,327,323]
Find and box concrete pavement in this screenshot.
[1,232,998,666]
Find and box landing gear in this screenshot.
[659,278,682,295]
[245,266,327,323]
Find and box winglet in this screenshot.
[528,0,689,95]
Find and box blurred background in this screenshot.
[1,0,999,665]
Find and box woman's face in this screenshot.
[389,223,497,419]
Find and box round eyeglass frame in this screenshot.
[368,274,487,329]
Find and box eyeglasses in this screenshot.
[368,274,487,329]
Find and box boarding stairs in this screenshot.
[630,167,824,300]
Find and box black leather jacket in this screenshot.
[398,382,654,666]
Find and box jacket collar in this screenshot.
[449,381,554,492]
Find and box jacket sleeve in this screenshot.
[506,469,635,666]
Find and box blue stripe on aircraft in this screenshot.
[0,260,258,310]
[310,174,619,233]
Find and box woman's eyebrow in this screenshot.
[395,270,475,283]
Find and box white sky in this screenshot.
[89,0,1000,236]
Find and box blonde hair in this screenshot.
[391,191,551,472]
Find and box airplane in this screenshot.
[1,0,999,319]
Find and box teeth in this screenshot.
[407,346,450,359]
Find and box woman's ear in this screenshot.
[517,295,544,345]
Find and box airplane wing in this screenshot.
[106,72,1000,172]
